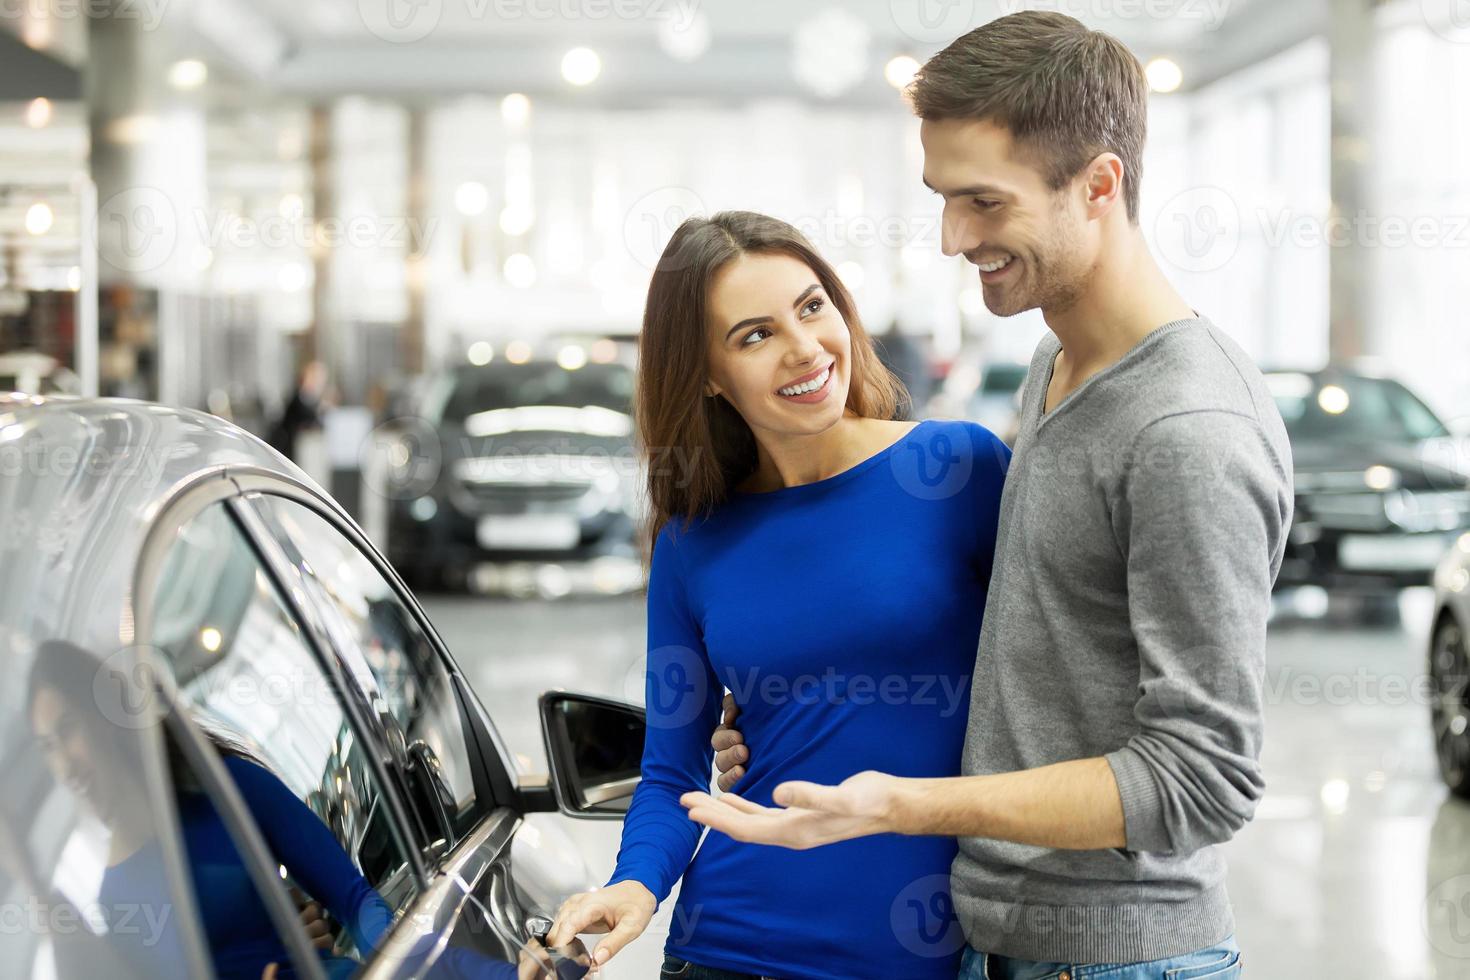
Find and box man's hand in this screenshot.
[711,693,747,792]
[681,771,905,849]
[545,880,656,970]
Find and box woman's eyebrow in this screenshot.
[724,284,822,341]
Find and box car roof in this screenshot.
[0,395,314,659]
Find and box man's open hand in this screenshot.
[681,771,905,849]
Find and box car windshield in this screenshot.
[433,361,634,425]
[1267,373,1449,442]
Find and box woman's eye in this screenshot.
[742,328,771,346]
[801,297,825,317]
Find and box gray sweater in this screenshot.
[952,316,1293,963]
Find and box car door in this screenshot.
[229,482,587,977]
[140,497,433,977]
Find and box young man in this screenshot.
[683,12,1292,978]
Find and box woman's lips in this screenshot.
[776,363,835,403]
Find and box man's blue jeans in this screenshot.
[959,934,1241,979]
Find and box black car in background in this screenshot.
[386,351,645,596]
[1268,370,1470,602]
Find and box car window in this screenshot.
[146,502,421,977]
[9,640,209,980]
[249,495,486,846]
[434,361,634,425]
[1270,373,1449,442]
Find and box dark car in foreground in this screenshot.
[0,394,647,980]
[386,354,644,597]
[1267,369,1470,599]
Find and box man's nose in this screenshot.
[940,202,980,258]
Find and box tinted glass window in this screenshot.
[148,503,419,977]
[1269,373,1449,442]
[251,496,484,845]
[436,362,634,425]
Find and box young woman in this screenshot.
[547,211,1010,979]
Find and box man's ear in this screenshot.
[1083,152,1124,219]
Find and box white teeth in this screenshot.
[978,254,1013,273]
[779,365,831,396]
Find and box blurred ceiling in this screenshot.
[2,0,1325,105]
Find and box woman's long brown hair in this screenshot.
[636,210,907,553]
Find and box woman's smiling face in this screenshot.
[704,251,852,439]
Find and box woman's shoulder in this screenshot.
[912,417,1010,469]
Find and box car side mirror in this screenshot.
[536,692,644,820]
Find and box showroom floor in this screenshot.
[423,589,1470,979]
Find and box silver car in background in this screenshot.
[0,394,647,979]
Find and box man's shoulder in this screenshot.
[1126,320,1284,437]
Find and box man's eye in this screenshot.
[975,199,1001,211]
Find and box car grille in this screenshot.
[1299,492,1392,531]
[449,454,614,517]
[458,481,589,509]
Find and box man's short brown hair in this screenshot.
[910,11,1148,223]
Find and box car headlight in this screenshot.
[1363,465,1400,491]
[1385,490,1470,532]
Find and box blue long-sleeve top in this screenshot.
[607,419,1010,980]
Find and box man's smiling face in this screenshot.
[921,116,1099,318]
